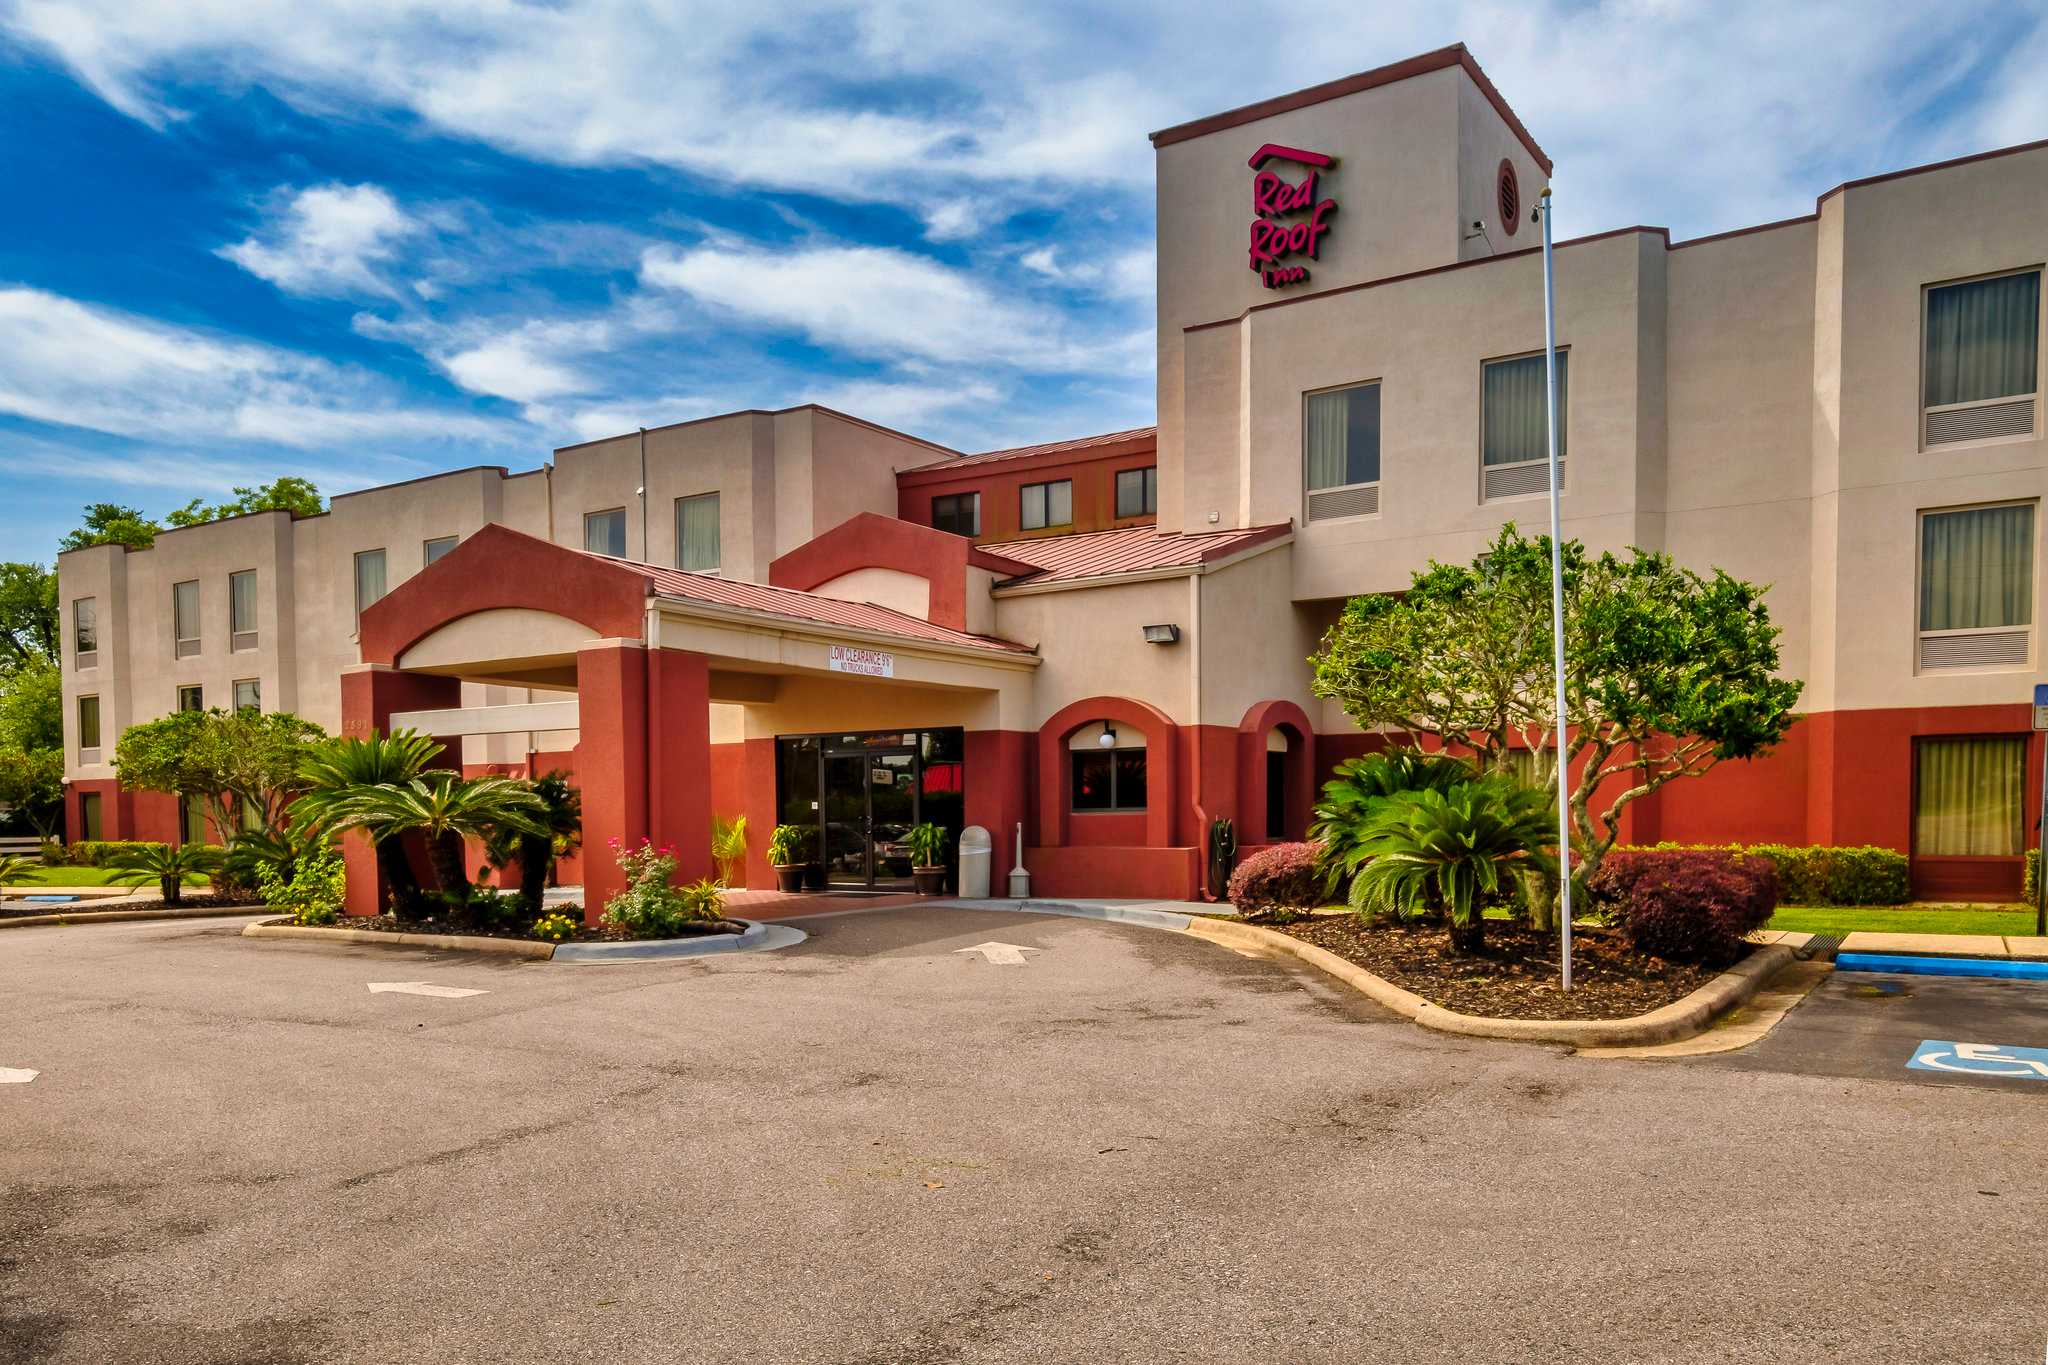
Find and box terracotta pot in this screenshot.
[773,864,806,893]
[912,867,948,897]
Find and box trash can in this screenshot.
[957,825,992,899]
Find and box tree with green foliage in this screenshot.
[165,476,325,528]
[0,562,57,669]
[1310,524,1803,904]
[112,707,326,841]
[60,503,162,552]
[483,770,582,911]
[320,774,546,918]
[0,744,64,841]
[295,729,446,917]
[0,659,62,752]
[1342,778,1557,953]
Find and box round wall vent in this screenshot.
[1497,160,1521,236]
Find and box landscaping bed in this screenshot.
[254,911,746,944]
[1276,915,1733,1021]
[0,892,258,920]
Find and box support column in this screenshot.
[337,665,463,915]
[647,646,714,886]
[576,642,713,920]
[964,729,1031,891]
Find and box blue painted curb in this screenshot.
[1836,952,2048,981]
[551,919,807,962]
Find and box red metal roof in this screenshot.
[607,556,1037,655]
[902,426,1157,474]
[983,523,1291,585]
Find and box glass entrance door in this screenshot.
[821,747,918,889]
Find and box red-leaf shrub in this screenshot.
[1227,842,1325,922]
[1585,848,1778,966]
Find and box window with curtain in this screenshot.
[79,791,102,841]
[180,797,207,846]
[172,579,200,657]
[1919,504,2034,631]
[584,508,627,558]
[1914,735,2025,856]
[1483,352,1567,467]
[77,694,100,753]
[229,569,257,651]
[931,492,979,536]
[423,535,458,565]
[1021,480,1072,531]
[233,679,261,711]
[1115,466,1158,517]
[73,597,96,664]
[676,493,720,573]
[1305,384,1380,490]
[353,549,387,622]
[1924,271,2040,408]
[177,684,204,712]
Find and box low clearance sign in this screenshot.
[1246,143,1337,290]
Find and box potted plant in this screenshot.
[905,822,949,897]
[768,823,811,893]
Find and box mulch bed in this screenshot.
[1276,915,1737,1021]
[259,913,745,944]
[0,892,262,919]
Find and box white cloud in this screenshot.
[219,183,417,297]
[441,339,584,404]
[0,286,510,450]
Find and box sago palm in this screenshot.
[482,771,582,912]
[0,852,35,898]
[1311,748,1478,897]
[1345,778,1556,954]
[294,729,446,914]
[107,842,225,907]
[324,774,547,907]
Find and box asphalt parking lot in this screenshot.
[4,906,2045,1364]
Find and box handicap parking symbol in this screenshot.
[1908,1039,2048,1081]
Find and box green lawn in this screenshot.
[1767,904,2042,939]
[5,865,211,888]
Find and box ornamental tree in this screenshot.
[0,743,64,841]
[1310,524,1804,904]
[113,707,326,838]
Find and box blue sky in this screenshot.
[2,0,2045,562]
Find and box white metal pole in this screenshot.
[1540,187,1573,993]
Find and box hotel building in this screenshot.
[58,44,2048,908]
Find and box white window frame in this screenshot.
[72,596,97,669]
[1920,266,2044,452]
[1914,499,2039,674]
[233,678,261,712]
[1303,380,1383,523]
[1479,347,1568,503]
[1115,466,1158,520]
[229,568,258,653]
[1021,479,1072,532]
[675,492,721,575]
[423,535,459,566]
[76,693,100,763]
[353,548,388,625]
[584,507,628,558]
[172,579,201,659]
[177,684,205,713]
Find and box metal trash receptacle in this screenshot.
[957,825,992,898]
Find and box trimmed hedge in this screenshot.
[1227,842,1325,923]
[2027,848,2041,904]
[44,840,170,868]
[1619,842,1907,907]
[1586,848,1778,966]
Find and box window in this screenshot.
[1914,736,2025,856]
[1115,467,1158,519]
[932,492,980,537]
[423,535,458,565]
[180,797,207,847]
[676,493,720,573]
[1070,727,1147,812]
[177,684,204,712]
[1923,270,2040,446]
[229,569,258,651]
[78,791,102,842]
[1305,382,1381,520]
[584,507,627,557]
[233,678,261,712]
[172,579,200,658]
[1917,503,2035,670]
[72,597,97,668]
[1021,480,1072,532]
[353,549,387,622]
[1482,351,1567,500]
[76,694,100,757]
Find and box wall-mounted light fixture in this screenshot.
[1141,623,1181,645]
[1097,721,1117,748]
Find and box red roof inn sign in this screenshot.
[1247,144,1337,290]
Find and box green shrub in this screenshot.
[1225,842,1323,923]
[59,839,168,868]
[1342,778,1555,953]
[1586,848,1778,966]
[258,843,346,926]
[1620,843,1907,906]
[532,912,578,943]
[107,842,225,906]
[2027,848,2040,904]
[601,839,726,938]
[1311,749,1480,896]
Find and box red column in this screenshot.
[742,737,777,891]
[337,665,463,915]
[965,729,1031,887]
[577,643,713,920]
[647,646,714,886]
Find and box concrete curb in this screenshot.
[1,905,266,931]
[1186,917,1802,1048]
[240,918,801,962]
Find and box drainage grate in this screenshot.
[1794,933,1843,962]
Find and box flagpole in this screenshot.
[1539,186,1573,993]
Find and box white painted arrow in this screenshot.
[0,1067,38,1084]
[954,941,1040,966]
[366,982,488,998]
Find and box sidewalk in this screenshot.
[1839,931,2048,960]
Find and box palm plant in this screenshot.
[711,813,748,888]
[1311,748,1479,897]
[107,842,225,907]
[482,772,582,912]
[295,729,444,916]
[1342,778,1556,954]
[322,774,546,914]
[0,852,34,899]
[223,817,327,892]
